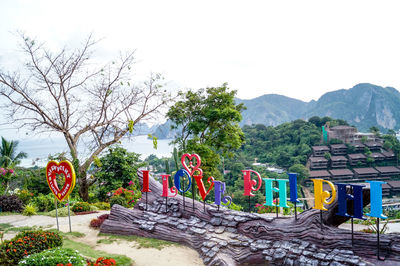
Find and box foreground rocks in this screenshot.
[101,173,400,265]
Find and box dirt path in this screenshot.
[0,213,204,266]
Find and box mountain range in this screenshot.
[152,83,400,139]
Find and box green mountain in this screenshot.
[153,83,400,139]
[236,94,308,126]
[239,83,400,132]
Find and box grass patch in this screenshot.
[0,223,13,231]
[98,233,177,250]
[0,212,19,216]
[96,238,114,244]
[63,239,132,266]
[46,229,85,238]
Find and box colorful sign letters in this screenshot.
[46,160,76,202]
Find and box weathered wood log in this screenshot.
[100,172,400,265]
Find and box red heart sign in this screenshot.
[46,160,76,202]
[181,153,203,176]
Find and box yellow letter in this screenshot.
[311,179,336,211]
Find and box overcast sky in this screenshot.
[1,0,400,104]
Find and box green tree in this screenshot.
[167,83,245,178]
[288,164,309,184]
[0,137,27,194]
[369,126,380,136]
[94,146,145,201]
[0,34,171,201]
[0,137,27,168]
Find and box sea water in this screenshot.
[17,135,174,168]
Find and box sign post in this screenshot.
[46,160,76,233]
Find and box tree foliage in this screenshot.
[0,34,172,200]
[0,137,27,168]
[94,146,145,201]
[167,83,245,178]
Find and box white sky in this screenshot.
[1,0,400,102]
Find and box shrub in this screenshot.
[31,193,60,212]
[22,204,37,216]
[72,202,91,213]
[90,214,109,229]
[87,257,116,266]
[93,202,110,210]
[0,195,23,212]
[0,230,62,265]
[18,247,86,266]
[46,207,74,217]
[89,205,99,211]
[109,196,127,208]
[16,189,34,205]
[111,186,141,208]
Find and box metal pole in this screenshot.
[294,201,298,220]
[377,218,380,260]
[67,197,72,233]
[55,197,59,231]
[203,200,206,212]
[276,204,278,218]
[145,192,148,211]
[351,217,354,246]
[165,197,168,213]
[192,181,195,211]
[182,176,185,211]
[248,195,251,213]
[320,210,323,231]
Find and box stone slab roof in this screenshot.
[329,169,354,176]
[312,146,330,151]
[309,170,331,178]
[348,153,366,159]
[375,166,400,174]
[330,156,348,161]
[353,167,379,175]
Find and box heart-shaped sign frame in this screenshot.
[181,153,203,176]
[46,160,76,202]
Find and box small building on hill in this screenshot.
[309,157,328,170]
[375,166,400,178]
[330,156,348,168]
[353,167,379,180]
[348,153,367,166]
[326,125,357,143]
[309,170,331,179]
[330,144,347,155]
[370,152,385,162]
[312,146,330,157]
[350,143,365,153]
[365,141,383,151]
[382,150,396,161]
[329,169,354,181]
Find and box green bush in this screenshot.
[109,196,127,208]
[93,202,111,210]
[0,230,62,265]
[72,202,91,213]
[31,194,62,212]
[18,247,86,266]
[16,189,34,205]
[46,207,74,217]
[89,205,99,211]
[0,195,23,213]
[22,204,37,216]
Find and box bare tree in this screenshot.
[0,33,172,200]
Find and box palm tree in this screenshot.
[0,137,27,168]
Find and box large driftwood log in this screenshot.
[100,172,400,265]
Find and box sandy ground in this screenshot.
[0,212,204,266]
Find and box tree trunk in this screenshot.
[101,171,400,265]
[78,169,89,202]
